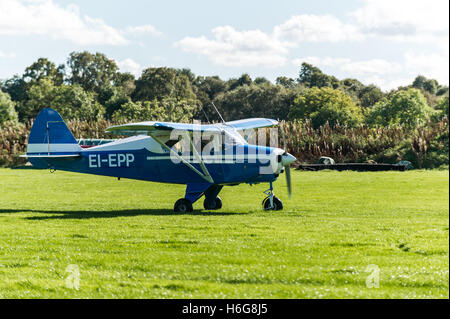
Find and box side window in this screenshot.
[202,133,222,155]
[165,138,183,153]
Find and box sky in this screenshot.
[0,0,448,91]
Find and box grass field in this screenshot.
[0,168,448,299]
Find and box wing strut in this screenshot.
[149,133,214,184]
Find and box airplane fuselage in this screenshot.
[29,135,282,185]
[24,107,296,212]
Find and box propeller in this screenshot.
[280,126,296,199]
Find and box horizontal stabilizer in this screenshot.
[21,153,81,158]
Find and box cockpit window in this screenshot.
[222,128,247,146]
[164,127,247,154]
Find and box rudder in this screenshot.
[26,108,81,156]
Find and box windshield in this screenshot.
[223,127,247,145]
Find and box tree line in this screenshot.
[1,51,448,128]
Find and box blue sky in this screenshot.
[0,0,448,91]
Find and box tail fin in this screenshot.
[26,108,82,157]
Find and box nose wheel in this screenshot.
[262,182,283,210]
[262,195,283,210]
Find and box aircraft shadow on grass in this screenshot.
[0,209,251,220]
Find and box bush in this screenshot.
[288,87,363,128]
[367,88,434,128]
[279,117,449,168]
[1,116,448,169]
[0,90,18,124]
[436,96,449,118]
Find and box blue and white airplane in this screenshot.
[23,108,296,212]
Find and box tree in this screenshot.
[276,76,296,88]
[23,58,65,85]
[98,86,131,118]
[367,88,433,127]
[254,77,270,85]
[214,82,294,120]
[437,86,449,96]
[160,97,201,122]
[67,51,118,92]
[288,87,363,128]
[339,78,365,106]
[193,76,228,122]
[176,68,196,83]
[133,67,196,101]
[18,78,56,121]
[52,85,105,121]
[412,75,439,95]
[228,74,252,90]
[436,95,449,118]
[358,85,385,108]
[1,75,27,104]
[194,76,227,100]
[297,63,339,88]
[412,75,427,90]
[423,79,438,95]
[114,72,136,96]
[21,79,104,121]
[0,90,18,124]
[112,98,200,123]
[112,100,166,123]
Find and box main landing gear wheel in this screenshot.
[174,199,193,213]
[203,196,222,210]
[262,196,283,211]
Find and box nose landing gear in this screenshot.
[262,182,283,211]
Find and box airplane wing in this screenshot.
[226,118,278,130]
[105,121,222,136]
[104,118,277,184]
[105,118,278,135]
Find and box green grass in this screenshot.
[0,168,448,299]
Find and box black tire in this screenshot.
[262,196,283,211]
[203,196,222,210]
[174,198,193,213]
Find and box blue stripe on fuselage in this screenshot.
[30,145,277,185]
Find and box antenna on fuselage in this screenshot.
[200,104,211,124]
[211,102,226,123]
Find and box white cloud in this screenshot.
[404,52,449,85]
[292,56,406,90]
[293,57,401,76]
[274,15,363,43]
[117,58,142,77]
[288,1,450,90]
[293,57,351,68]
[175,15,364,67]
[350,0,449,43]
[0,49,16,58]
[0,0,128,45]
[359,75,414,92]
[175,1,449,70]
[124,24,162,37]
[176,26,289,67]
[340,59,402,76]
[292,52,449,91]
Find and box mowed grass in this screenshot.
[0,168,448,299]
